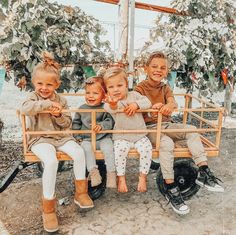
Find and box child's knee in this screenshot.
[44,158,59,169]
[160,135,174,151]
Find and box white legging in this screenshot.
[114,136,152,176]
[31,140,86,199]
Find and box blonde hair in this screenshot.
[146,51,168,66]
[32,51,61,85]
[103,67,128,85]
[84,76,105,94]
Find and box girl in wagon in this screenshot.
[21,52,94,233]
[103,67,153,193]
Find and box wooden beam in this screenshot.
[94,0,186,16]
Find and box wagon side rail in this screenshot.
[20,102,223,162]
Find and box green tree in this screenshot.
[141,0,236,106]
[0,0,112,92]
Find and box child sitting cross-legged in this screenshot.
[72,76,117,188]
[103,67,153,193]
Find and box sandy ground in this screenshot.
[0,81,236,235]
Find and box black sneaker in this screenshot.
[165,186,190,215]
[195,167,224,192]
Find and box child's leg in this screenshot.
[31,143,58,199]
[99,138,117,188]
[159,134,175,182]
[114,140,131,193]
[80,140,102,187]
[165,123,208,165]
[80,140,97,172]
[134,136,152,192]
[31,143,59,232]
[58,140,86,179]
[58,140,94,208]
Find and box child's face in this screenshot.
[85,83,104,106]
[33,71,59,99]
[105,73,128,101]
[145,57,168,83]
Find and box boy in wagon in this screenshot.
[135,51,224,215]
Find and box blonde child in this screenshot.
[21,52,93,233]
[72,76,116,188]
[135,51,224,215]
[103,67,153,193]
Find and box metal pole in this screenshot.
[128,0,135,89]
[118,0,129,61]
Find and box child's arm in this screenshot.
[103,95,119,114]
[97,113,114,131]
[124,92,151,116]
[104,95,119,110]
[72,112,82,139]
[132,91,152,110]
[158,97,178,116]
[50,98,72,128]
[21,93,53,116]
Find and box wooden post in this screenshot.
[183,95,189,125]
[215,108,224,148]
[91,111,97,153]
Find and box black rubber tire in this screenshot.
[156,158,200,200]
[88,160,106,200]
[37,161,65,175]
[150,160,160,170]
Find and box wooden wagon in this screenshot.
[0,93,224,200]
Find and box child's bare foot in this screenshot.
[117,175,128,193]
[137,173,147,192]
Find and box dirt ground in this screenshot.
[0,81,236,235]
[0,130,236,235]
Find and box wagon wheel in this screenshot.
[88,160,106,200]
[37,161,65,176]
[156,158,200,200]
[150,159,160,170]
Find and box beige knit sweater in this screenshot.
[104,91,151,142]
[21,91,74,149]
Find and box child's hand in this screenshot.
[152,102,164,110]
[93,124,102,133]
[150,103,163,117]
[159,103,174,116]
[104,94,119,109]
[124,102,138,116]
[49,102,62,117]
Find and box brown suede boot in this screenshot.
[42,197,59,233]
[74,179,94,209]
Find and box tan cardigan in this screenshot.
[21,92,74,149]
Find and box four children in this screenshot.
[21,50,224,232]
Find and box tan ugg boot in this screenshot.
[106,171,117,188]
[42,197,59,233]
[74,179,94,209]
